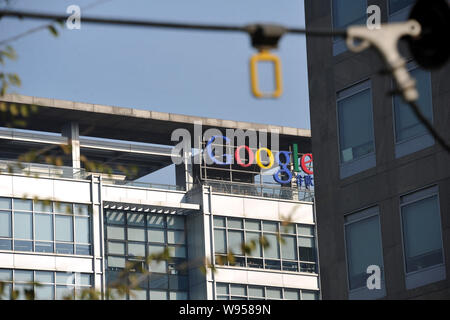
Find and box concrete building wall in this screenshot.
[305,0,450,299]
[0,170,318,299]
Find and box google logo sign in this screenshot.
[206,136,313,186]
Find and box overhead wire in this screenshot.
[0,9,448,153]
[0,1,114,46]
[0,9,347,38]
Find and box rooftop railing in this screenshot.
[202,180,314,202]
[0,160,88,180]
[108,179,185,191]
[0,161,313,201]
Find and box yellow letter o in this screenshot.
[256,148,274,169]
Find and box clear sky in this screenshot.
[0,0,311,130]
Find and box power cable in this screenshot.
[0,1,114,46]
[0,9,448,153]
[0,10,347,37]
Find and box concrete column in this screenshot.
[62,122,81,170]
[176,149,194,191]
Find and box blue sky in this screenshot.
[0,0,311,130]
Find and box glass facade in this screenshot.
[104,210,189,300]
[0,268,92,300]
[401,187,443,274]
[213,216,317,273]
[0,198,92,255]
[344,208,384,291]
[216,283,319,300]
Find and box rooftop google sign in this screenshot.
[206,135,313,187]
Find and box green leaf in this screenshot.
[7,73,21,87]
[0,46,17,60]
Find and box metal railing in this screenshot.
[0,161,313,199]
[109,179,185,191]
[0,160,88,180]
[0,160,185,191]
[202,180,314,202]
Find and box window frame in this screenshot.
[0,268,92,300]
[388,0,415,22]
[399,185,445,287]
[212,216,318,274]
[336,79,376,178]
[214,282,319,300]
[0,197,92,256]
[104,210,189,300]
[331,0,368,56]
[343,206,386,299]
[392,61,434,158]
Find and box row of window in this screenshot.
[345,185,444,294]
[0,198,92,255]
[213,217,317,273]
[0,269,92,300]
[104,210,189,300]
[337,64,433,178]
[216,283,319,300]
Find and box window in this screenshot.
[213,216,318,274]
[216,283,319,300]
[389,0,415,15]
[337,81,376,178]
[338,82,375,162]
[0,197,92,255]
[400,186,444,289]
[332,0,367,55]
[0,269,92,300]
[393,65,433,157]
[344,207,385,299]
[104,209,188,300]
[333,0,367,29]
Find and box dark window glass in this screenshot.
[14,240,32,252]
[389,0,415,14]
[55,243,74,254]
[333,0,367,29]
[76,244,91,255]
[0,239,12,250]
[169,275,188,291]
[338,87,375,163]
[394,68,433,142]
[35,242,53,253]
[402,195,443,273]
[149,273,168,289]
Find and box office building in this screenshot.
[0,94,320,300]
[305,0,449,299]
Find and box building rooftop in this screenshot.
[0,94,311,149]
